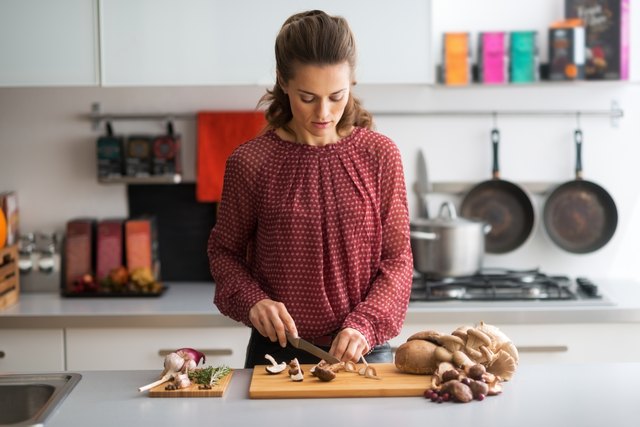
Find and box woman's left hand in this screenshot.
[329,328,370,363]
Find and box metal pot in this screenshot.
[410,201,490,278]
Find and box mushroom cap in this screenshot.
[407,330,443,346]
[395,339,439,374]
[476,321,511,346]
[439,334,466,353]
[466,328,493,349]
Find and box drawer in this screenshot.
[66,327,251,370]
[0,329,65,372]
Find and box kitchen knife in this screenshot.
[285,332,341,364]
[414,149,431,218]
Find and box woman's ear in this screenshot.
[276,74,288,94]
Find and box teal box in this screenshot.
[510,31,539,83]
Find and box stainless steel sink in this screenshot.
[0,373,81,426]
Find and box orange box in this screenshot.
[125,218,158,277]
[443,32,471,85]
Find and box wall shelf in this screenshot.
[98,175,182,185]
[422,182,558,196]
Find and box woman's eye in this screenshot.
[330,95,344,102]
[301,96,314,103]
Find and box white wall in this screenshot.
[1,0,639,281]
[1,82,638,281]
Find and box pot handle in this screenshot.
[438,201,458,220]
[410,231,438,240]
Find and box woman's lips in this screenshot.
[312,121,330,129]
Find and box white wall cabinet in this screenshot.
[0,329,65,372]
[392,322,640,364]
[99,0,433,86]
[0,0,99,87]
[65,327,251,370]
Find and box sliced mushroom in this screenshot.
[264,354,287,374]
[288,358,304,382]
[313,366,337,382]
[363,365,381,380]
[344,361,358,373]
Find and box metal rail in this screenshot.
[87,101,623,130]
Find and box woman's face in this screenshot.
[282,61,351,146]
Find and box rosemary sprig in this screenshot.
[188,365,231,386]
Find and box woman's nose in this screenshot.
[316,99,329,117]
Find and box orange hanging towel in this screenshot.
[196,111,266,202]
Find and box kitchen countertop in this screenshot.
[43,363,640,427]
[2,279,640,328]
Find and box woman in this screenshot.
[208,10,413,368]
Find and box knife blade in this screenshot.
[414,149,431,218]
[285,332,341,364]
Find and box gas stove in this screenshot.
[410,268,604,302]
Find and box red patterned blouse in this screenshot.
[208,126,413,348]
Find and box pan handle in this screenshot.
[575,129,583,180]
[491,128,500,179]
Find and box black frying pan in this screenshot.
[460,129,535,254]
[543,129,618,254]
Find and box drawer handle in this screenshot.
[517,345,568,353]
[0,350,5,359]
[392,345,568,354]
[158,349,233,357]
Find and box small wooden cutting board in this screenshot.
[148,371,233,397]
[249,363,431,399]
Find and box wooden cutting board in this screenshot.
[148,371,233,397]
[249,363,431,399]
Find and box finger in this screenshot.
[260,316,278,343]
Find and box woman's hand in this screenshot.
[249,299,298,347]
[330,328,370,362]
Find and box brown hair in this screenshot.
[258,10,373,135]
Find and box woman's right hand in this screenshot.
[248,299,298,348]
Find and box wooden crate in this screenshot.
[0,245,19,309]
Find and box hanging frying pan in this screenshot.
[460,129,535,254]
[543,129,617,254]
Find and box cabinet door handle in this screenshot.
[158,349,233,357]
[0,350,5,359]
[517,345,568,353]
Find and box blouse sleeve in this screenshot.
[208,151,270,326]
[341,142,413,348]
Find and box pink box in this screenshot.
[479,32,507,84]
